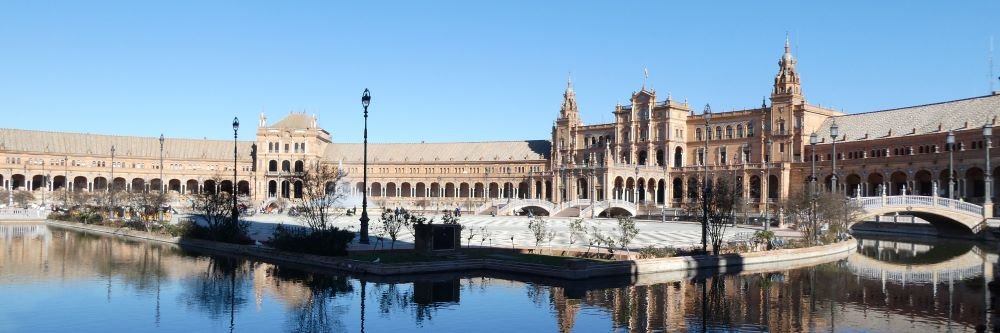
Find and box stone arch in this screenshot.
[203,179,217,194]
[687,176,700,201]
[655,149,664,166]
[294,160,304,173]
[93,177,108,192]
[52,175,66,191]
[385,182,397,197]
[673,147,683,167]
[460,183,471,198]
[415,182,426,198]
[657,179,666,204]
[889,171,908,195]
[672,177,683,202]
[111,177,127,192]
[293,180,303,199]
[281,160,291,172]
[488,182,499,199]
[966,167,985,199]
[768,175,779,199]
[401,182,412,198]
[268,180,278,197]
[613,177,624,200]
[748,175,761,200]
[237,181,250,196]
[577,177,588,199]
[187,179,200,194]
[31,175,44,191]
[268,160,278,172]
[914,170,933,196]
[370,182,382,197]
[445,183,456,198]
[220,180,234,194]
[131,178,146,192]
[10,174,25,190]
[473,183,484,198]
[518,182,529,199]
[637,150,648,165]
[73,176,88,192]
[281,180,290,198]
[868,172,885,196]
[168,179,181,192]
[150,178,163,192]
[844,173,862,197]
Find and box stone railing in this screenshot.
[853,195,984,216]
[0,208,46,220]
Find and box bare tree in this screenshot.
[783,190,862,244]
[707,176,741,255]
[568,218,586,245]
[615,216,639,252]
[294,163,349,232]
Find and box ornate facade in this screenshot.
[2,38,999,216]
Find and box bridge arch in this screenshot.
[852,196,985,235]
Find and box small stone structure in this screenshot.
[413,224,461,253]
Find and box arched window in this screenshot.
[695,128,702,141]
[747,123,755,137]
[726,126,733,139]
[715,127,722,140]
[737,124,744,138]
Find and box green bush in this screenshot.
[270,224,354,256]
[637,246,678,259]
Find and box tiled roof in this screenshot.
[323,140,551,163]
[0,128,255,161]
[814,93,1000,142]
[270,112,315,129]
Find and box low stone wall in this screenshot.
[43,220,856,280]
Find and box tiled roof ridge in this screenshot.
[834,93,1000,118]
[0,128,254,144]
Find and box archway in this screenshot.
[674,147,683,167]
[237,181,250,196]
[767,175,779,199]
[31,175,44,191]
[672,178,683,202]
[889,171,908,195]
[385,183,397,197]
[370,182,382,197]
[169,179,181,192]
[93,177,108,192]
[73,176,87,192]
[268,160,278,172]
[131,178,146,192]
[914,170,933,196]
[52,175,66,191]
[749,175,761,200]
[401,182,412,198]
[845,174,862,197]
[868,172,885,196]
[268,180,277,197]
[966,167,985,200]
[294,160,304,173]
[293,181,303,199]
[220,180,234,194]
[281,160,291,172]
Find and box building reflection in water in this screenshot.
[1,224,996,332]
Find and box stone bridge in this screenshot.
[0,208,46,221]
[851,195,986,233]
[495,199,638,218]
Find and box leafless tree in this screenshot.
[294,163,349,232]
[783,190,862,244]
[706,176,742,255]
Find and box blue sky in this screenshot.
[1,1,998,143]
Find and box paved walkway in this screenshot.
[225,213,802,251]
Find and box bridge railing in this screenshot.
[853,195,984,217]
[0,208,46,220]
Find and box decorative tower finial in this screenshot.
[785,32,790,54]
[762,97,767,109]
[642,66,649,90]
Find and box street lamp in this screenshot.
[359,88,371,244]
[742,144,751,224]
[701,104,711,253]
[764,137,772,231]
[111,145,116,215]
[829,121,840,194]
[159,134,165,222]
[809,132,818,243]
[984,125,993,213]
[947,130,956,200]
[232,117,240,225]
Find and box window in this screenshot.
[779,143,785,153]
[715,127,722,140]
[726,126,733,139]
[284,144,289,153]
[778,120,786,134]
[719,146,728,165]
[736,125,744,138]
[696,128,702,141]
[747,123,755,137]
[301,142,306,152]
[697,148,705,166]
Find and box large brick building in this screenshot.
[2,38,998,217]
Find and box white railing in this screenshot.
[853,195,984,217]
[579,201,609,217]
[0,208,46,220]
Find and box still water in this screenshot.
[1,223,996,332]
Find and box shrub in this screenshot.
[163,220,195,237]
[270,224,354,256]
[638,246,677,259]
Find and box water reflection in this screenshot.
[0,224,996,332]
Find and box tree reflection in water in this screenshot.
[178,255,253,332]
[264,266,353,333]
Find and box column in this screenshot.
[528,179,535,199]
[26,180,32,191]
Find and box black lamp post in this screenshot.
[764,137,772,231]
[829,121,839,194]
[359,88,371,244]
[111,145,116,214]
[701,104,711,253]
[947,130,956,200]
[159,134,165,222]
[809,132,818,243]
[984,125,993,215]
[232,117,239,224]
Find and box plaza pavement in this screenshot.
[220,213,801,251]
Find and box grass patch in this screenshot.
[348,251,614,266]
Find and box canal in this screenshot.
[0,223,995,332]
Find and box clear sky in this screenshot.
[1,1,998,143]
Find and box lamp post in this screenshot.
[232,118,239,224]
[159,134,165,222]
[661,158,666,223]
[111,145,116,215]
[809,132,818,243]
[63,156,68,208]
[701,104,711,253]
[591,161,597,219]
[947,130,956,200]
[984,125,993,216]
[742,144,751,224]
[359,89,371,244]
[764,137,772,231]
[830,121,840,194]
